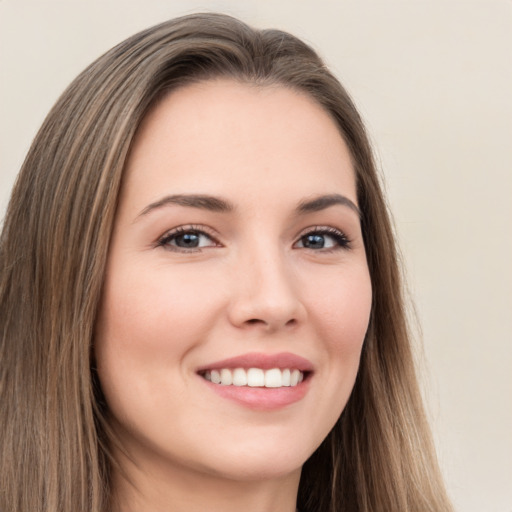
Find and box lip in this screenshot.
[196,351,314,372]
[196,352,313,410]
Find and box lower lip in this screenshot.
[200,377,310,410]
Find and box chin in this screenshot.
[199,454,305,483]
[189,430,320,483]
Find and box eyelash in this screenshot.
[156,225,351,253]
[295,226,352,252]
[157,225,220,252]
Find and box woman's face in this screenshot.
[95,80,372,483]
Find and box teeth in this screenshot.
[210,370,221,384]
[247,368,265,387]
[220,368,232,386]
[202,368,305,388]
[264,368,282,388]
[232,368,247,386]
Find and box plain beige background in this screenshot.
[1,1,511,510]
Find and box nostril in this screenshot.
[243,317,298,329]
[247,318,264,325]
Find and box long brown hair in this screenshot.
[0,13,453,512]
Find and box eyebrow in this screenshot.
[296,194,360,217]
[137,194,234,219]
[136,192,360,219]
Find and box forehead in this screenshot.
[122,79,357,212]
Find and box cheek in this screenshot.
[94,264,223,412]
[306,263,372,398]
[311,264,372,348]
[97,263,222,353]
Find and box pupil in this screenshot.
[177,233,199,247]
[304,234,325,249]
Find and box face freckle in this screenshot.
[95,79,372,487]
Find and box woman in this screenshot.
[0,13,453,512]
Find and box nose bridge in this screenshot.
[228,237,304,330]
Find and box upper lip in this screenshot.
[196,352,314,372]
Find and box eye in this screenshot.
[294,227,351,251]
[158,226,219,252]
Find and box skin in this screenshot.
[95,79,372,512]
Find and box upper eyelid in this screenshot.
[159,224,219,238]
[294,225,352,249]
[156,224,350,246]
[295,225,349,237]
[157,225,221,246]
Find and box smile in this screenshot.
[196,352,313,409]
[201,368,305,388]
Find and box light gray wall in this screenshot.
[1,1,511,510]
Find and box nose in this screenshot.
[227,247,307,332]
